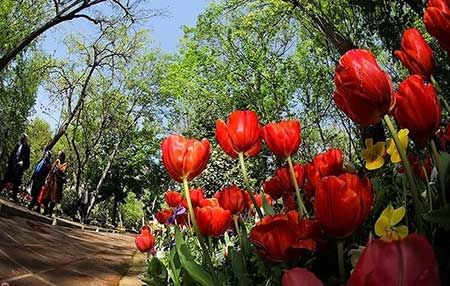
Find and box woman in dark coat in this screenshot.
[1,133,30,202]
[43,151,67,216]
[28,150,52,210]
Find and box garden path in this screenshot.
[0,200,145,286]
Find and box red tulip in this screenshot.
[314,173,373,238]
[394,28,435,79]
[263,178,285,200]
[182,188,205,208]
[249,214,317,262]
[161,134,210,182]
[199,198,220,207]
[215,110,261,158]
[392,75,441,146]
[276,164,304,193]
[196,206,232,237]
[334,49,394,126]
[246,192,272,209]
[348,234,440,286]
[164,191,182,208]
[282,268,323,286]
[424,0,450,53]
[135,225,155,253]
[261,120,301,157]
[214,185,247,215]
[286,210,322,239]
[263,164,304,200]
[282,194,298,211]
[304,149,344,200]
[155,209,173,224]
[311,148,344,177]
[298,218,323,241]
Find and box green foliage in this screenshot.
[120,192,144,229]
[142,257,169,286]
[424,205,450,231]
[174,228,214,286]
[25,117,52,170]
[0,1,51,173]
[0,0,47,54]
[0,53,47,174]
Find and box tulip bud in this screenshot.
[424,0,450,53]
[135,225,155,253]
[214,185,247,215]
[392,75,441,146]
[161,135,210,182]
[195,206,232,237]
[315,173,373,238]
[215,110,262,158]
[261,120,301,158]
[333,49,394,126]
[394,28,435,79]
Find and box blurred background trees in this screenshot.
[1,0,449,229]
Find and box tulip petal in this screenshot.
[216,119,239,158]
[282,268,323,286]
[348,234,440,286]
[245,141,262,157]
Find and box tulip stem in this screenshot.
[337,239,346,286]
[430,139,447,205]
[431,75,450,114]
[233,215,241,237]
[422,166,433,212]
[287,156,309,218]
[238,152,264,219]
[383,115,423,229]
[182,177,217,281]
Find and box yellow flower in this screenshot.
[361,139,385,170]
[374,205,409,241]
[386,129,409,163]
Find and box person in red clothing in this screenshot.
[42,151,67,216]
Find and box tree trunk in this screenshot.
[46,57,97,151]
[111,193,118,226]
[85,139,121,218]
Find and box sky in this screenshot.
[34,0,210,128]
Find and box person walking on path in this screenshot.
[28,150,52,210]
[43,151,67,216]
[1,133,30,202]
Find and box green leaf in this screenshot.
[147,257,168,280]
[435,151,450,195]
[182,260,214,286]
[168,247,182,286]
[174,228,194,261]
[174,228,214,286]
[261,193,275,215]
[230,249,250,286]
[423,204,450,231]
[240,223,251,256]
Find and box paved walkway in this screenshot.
[0,212,145,285]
